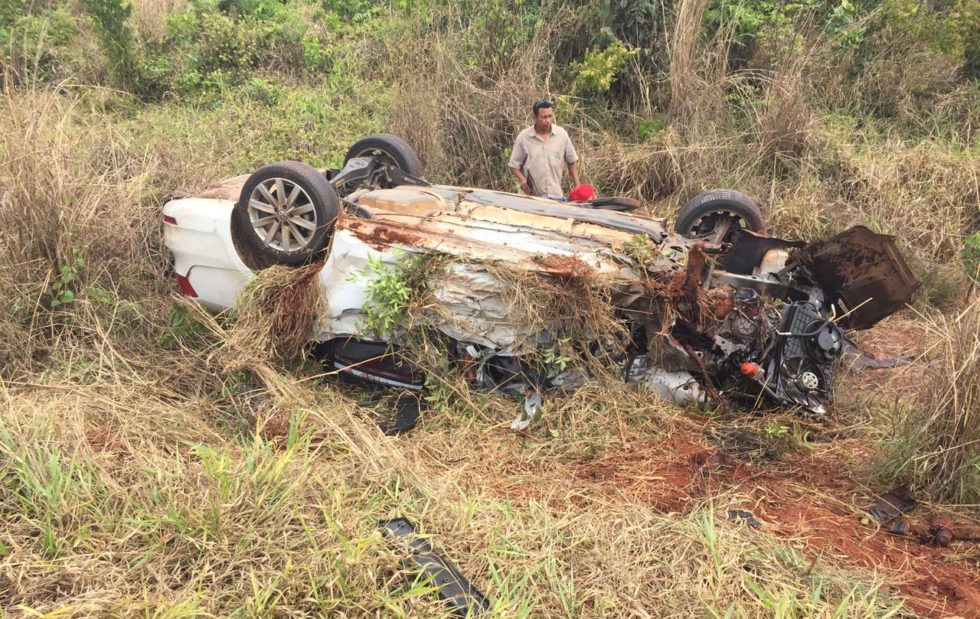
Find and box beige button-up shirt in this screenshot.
[508,125,579,197]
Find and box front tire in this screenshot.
[231,161,339,270]
[343,133,423,178]
[675,189,765,242]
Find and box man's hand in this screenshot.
[519,181,531,195]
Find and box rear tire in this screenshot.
[231,161,339,270]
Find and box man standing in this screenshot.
[508,99,581,197]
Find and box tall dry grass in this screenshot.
[130,0,191,40]
[0,85,166,375]
[880,297,980,509]
[387,4,578,188]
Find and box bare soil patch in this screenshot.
[480,320,980,617]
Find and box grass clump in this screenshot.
[225,263,324,366]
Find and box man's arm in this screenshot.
[567,161,580,187]
[507,134,531,194]
[508,165,531,195]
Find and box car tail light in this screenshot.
[163,215,178,225]
[175,273,197,297]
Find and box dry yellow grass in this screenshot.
[878,296,980,506]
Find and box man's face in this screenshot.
[534,106,554,133]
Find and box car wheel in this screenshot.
[231,161,339,270]
[674,189,765,243]
[344,133,422,177]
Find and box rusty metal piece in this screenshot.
[683,242,707,298]
[790,226,920,330]
[933,523,954,547]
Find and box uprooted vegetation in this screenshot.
[1,0,979,616]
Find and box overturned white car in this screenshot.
[163,134,919,417]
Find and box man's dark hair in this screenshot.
[532,99,553,116]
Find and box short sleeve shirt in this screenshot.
[508,125,579,197]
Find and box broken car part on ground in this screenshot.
[163,134,919,420]
[380,517,491,616]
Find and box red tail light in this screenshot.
[176,273,197,297]
[163,215,178,225]
[740,362,761,378]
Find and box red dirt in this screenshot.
[762,493,980,617]
[493,431,980,617]
[487,321,980,617]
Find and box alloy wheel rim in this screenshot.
[247,178,318,252]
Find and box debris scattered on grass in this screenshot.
[727,510,761,528]
[379,517,490,617]
[866,486,917,525]
[365,389,423,435]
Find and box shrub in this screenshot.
[570,39,636,98]
[0,6,88,83]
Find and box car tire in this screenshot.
[675,189,765,240]
[344,133,423,177]
[231,161,339,270]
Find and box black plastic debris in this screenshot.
[371,392,422,435]
[727,509,761,528]
[866,486,917,525]
[379,518,490,616]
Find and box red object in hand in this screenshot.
[740,362,761,378]
[568,183,596,202]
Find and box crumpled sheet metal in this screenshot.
[427,264,529,351]
[341,214,633,276]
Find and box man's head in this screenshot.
[532,99,554,133]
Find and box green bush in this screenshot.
[125,0,331,97]
[963,232,980,284]
[570,39,636,98]
[0,6,84,82]
[82,0,138,89]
